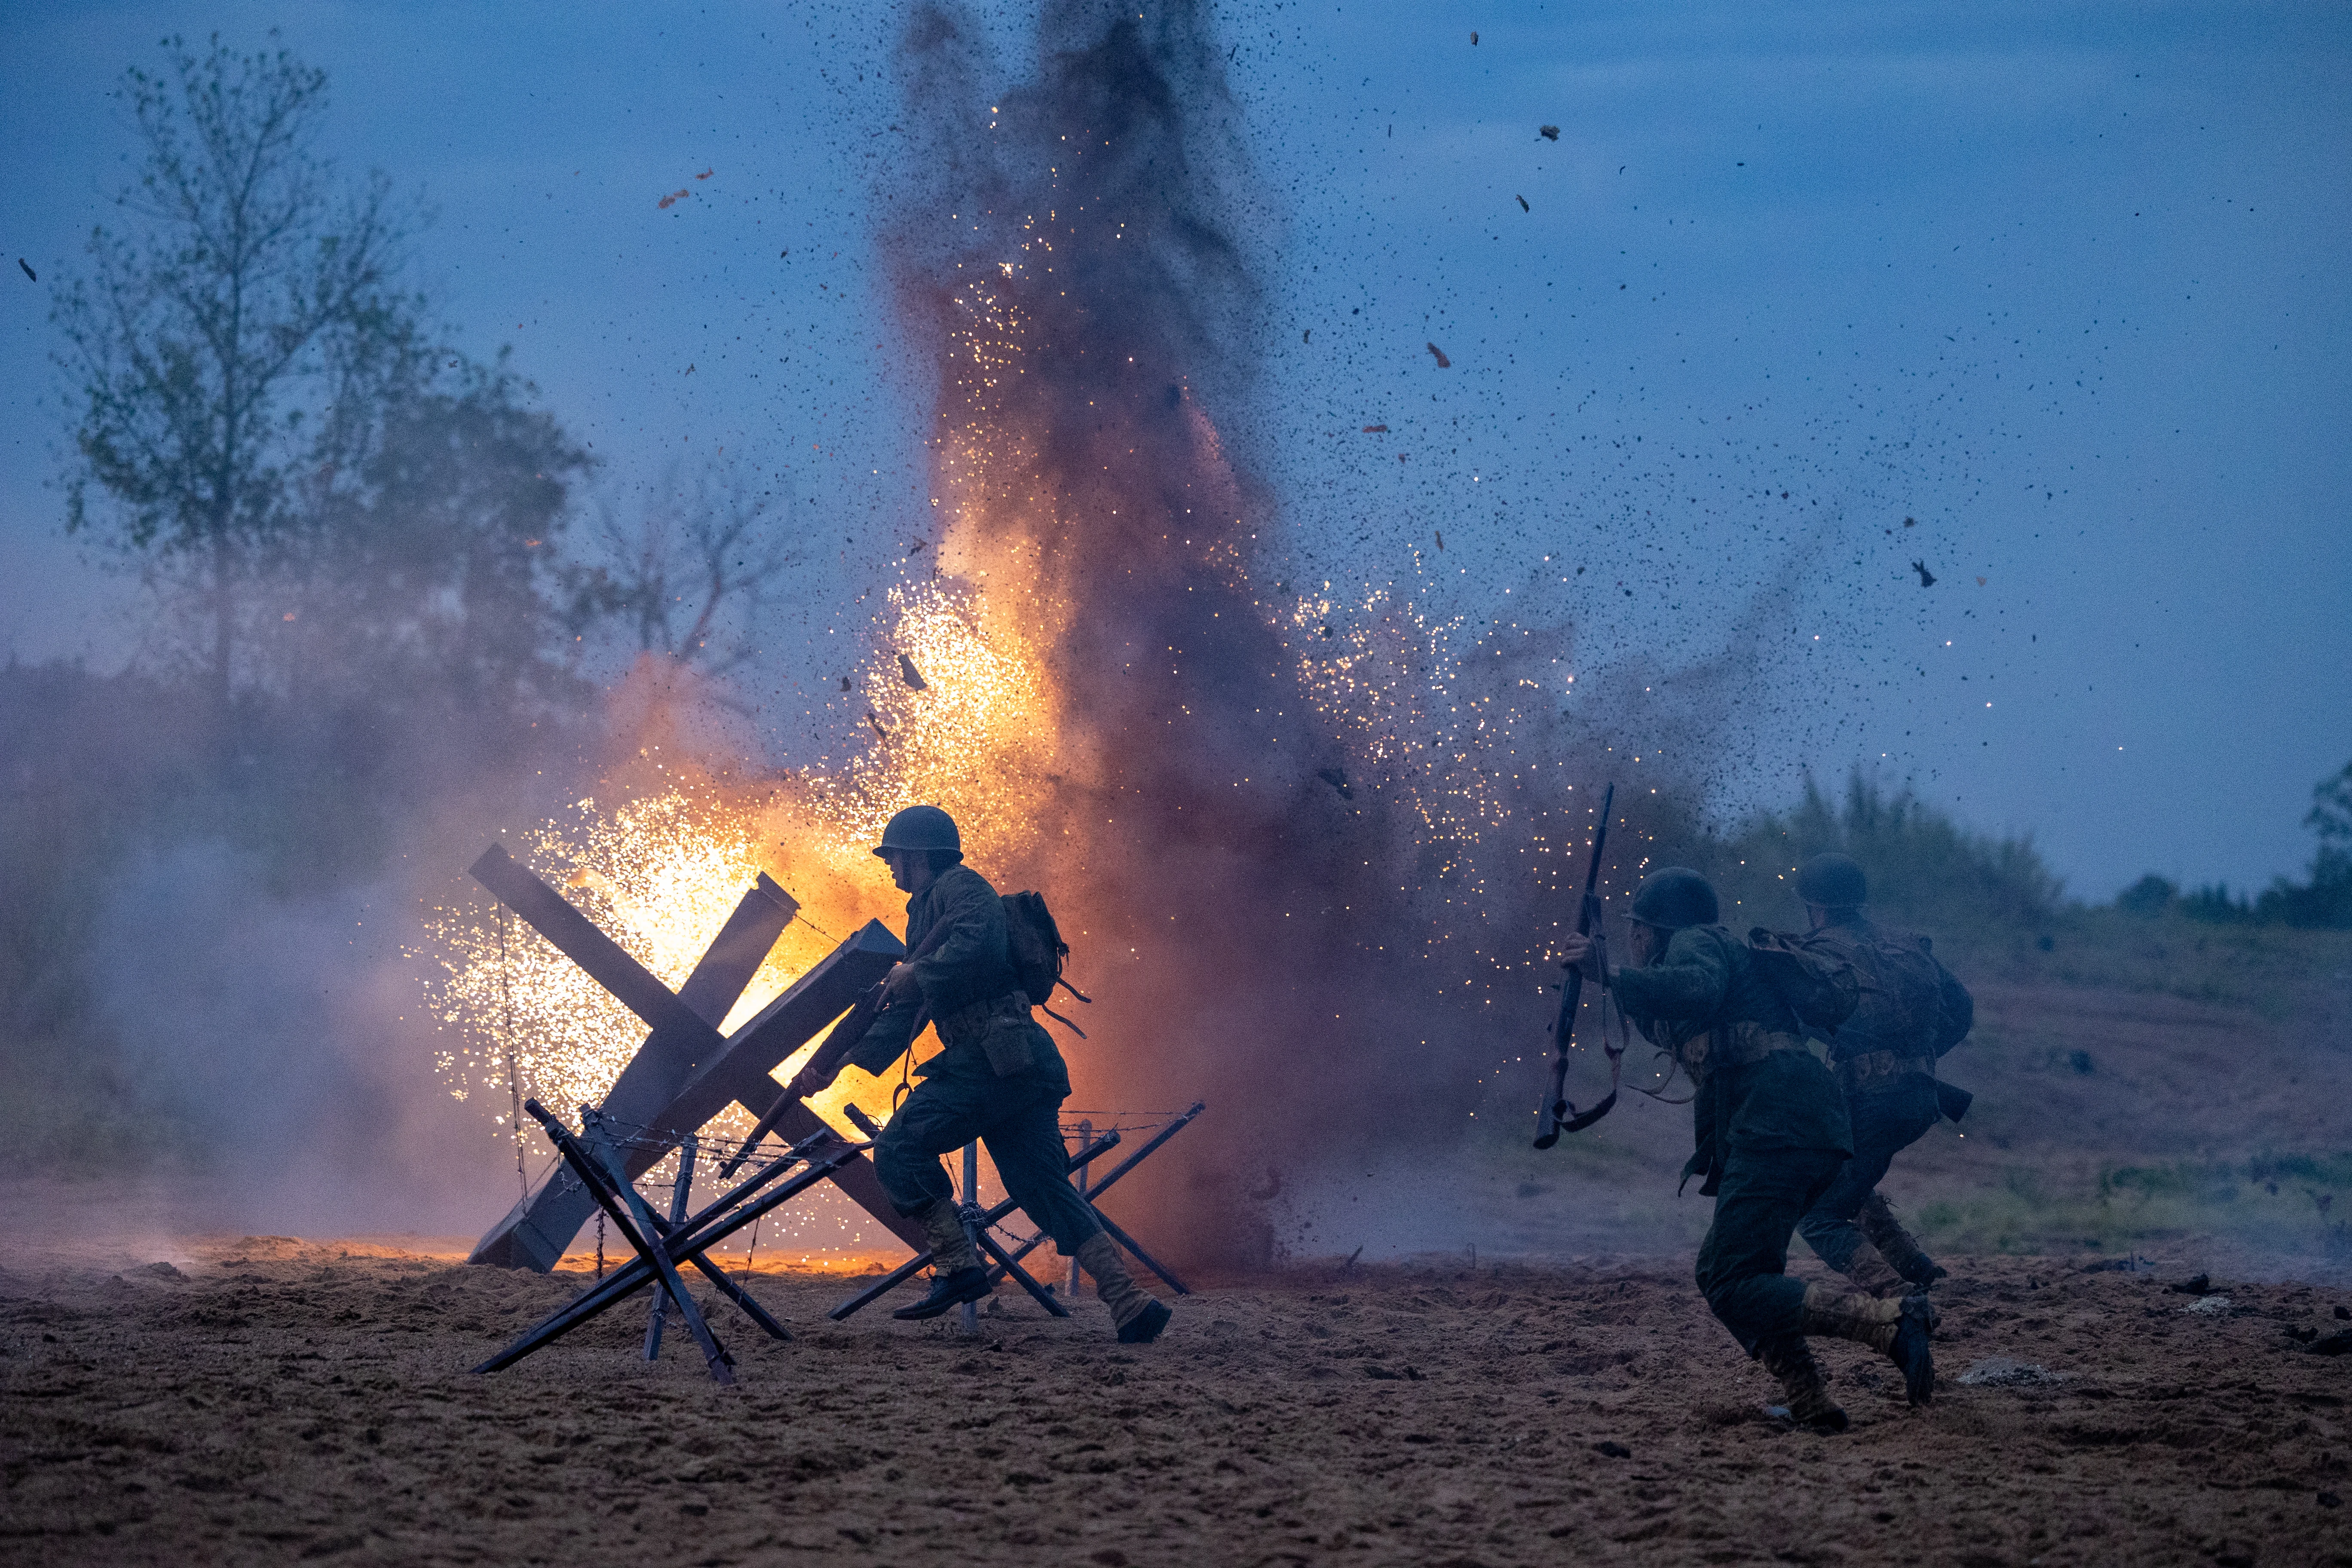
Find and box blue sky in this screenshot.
[3,0,2347,900]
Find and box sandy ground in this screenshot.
[5,1236,2349,1567]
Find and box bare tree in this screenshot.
[576,462,801,677]
[53,33,426,717]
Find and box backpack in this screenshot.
[1746,928,1862,1033]
[1859,928,1957,1058]
[1002,889,1093,1036]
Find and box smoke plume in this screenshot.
[876,2,1637,1268]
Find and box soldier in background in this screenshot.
[1557,867,1936,1431]
[1790,852,1975,1295]
[782,804,1171,1343]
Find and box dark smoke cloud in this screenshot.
[875,1,1663,1268]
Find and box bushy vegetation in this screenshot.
[1637,771,2065,945]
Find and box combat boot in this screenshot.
[1799,1283,1937,1406]
[891,1198,992,1321]
[1074,1232,1171,1344]
[1857,1191,1948,1288]
[1758,1335,1848,1432]
[1839,1238,1910,1298]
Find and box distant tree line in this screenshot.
[2116,763,2352,930]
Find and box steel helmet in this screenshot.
[873,804,963,859]
[1629,866,1719,929]
[1796,852,1868,908]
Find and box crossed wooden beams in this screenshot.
[464,844,926,1271]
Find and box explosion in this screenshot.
[423,3,1645,1270]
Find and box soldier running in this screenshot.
[1557,867,1935,1430]
[1789,852,1975,1295]
[782,805,1172,1342]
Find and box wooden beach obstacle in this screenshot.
[462,842,926,1271]
[473,1103,864,1381]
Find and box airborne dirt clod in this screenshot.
[3,1244,2346,1565]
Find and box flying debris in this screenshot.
[907,540,928,555]
[1363,424,1388,433]
[840,677,853,691]
[1426,343,1451,368]
[1912,561,1937,588]
[695,168,714,180]
[1435,529,1445,551]
[1539,125,1560,141]
[1302,328,1311,344]
[16,258,34,282]
[1317,767,1354,800]
[1470,30,1479,43]
[1976,576,1988,587]
[658,189,690,209]
[1904,516,1917,527]
[1516,195,1529,212]
[865,711,889,738]
[897,652,928,690]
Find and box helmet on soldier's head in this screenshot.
[873,804,963,860]
[1629,867,1718,929]
[1797,852,1868,908]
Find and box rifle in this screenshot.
[1534,781,1619,1148]
[716,917,953,1180]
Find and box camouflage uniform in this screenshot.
[1610,924,1853,1354]
[847,863,1101,1255]
[1794,914,1973,1290]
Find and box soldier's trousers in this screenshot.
[1797,1094,1940,1273]
[1694,1148,1846,1357]
[872,1069,1102,1253]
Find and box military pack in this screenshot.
[1828,925,1955,1059]
[1745,927,1862,1032]
[1002,888,1093,1033]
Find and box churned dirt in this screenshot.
[4,1236,2348,1567]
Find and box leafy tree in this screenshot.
[53,32,426,715]
[276,354,593,733]
[2309,761,2352,848]
[2116,873,2177,918]
[2254,760,2352,929]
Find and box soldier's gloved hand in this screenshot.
[882,961,922,1000]
[783,1062,834,1102]
[1556,933,1609,985]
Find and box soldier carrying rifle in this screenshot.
[780,805,1172,1342]
[1556,867,1936,1431]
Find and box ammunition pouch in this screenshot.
[937,992,1039,1078]
[1834,1050,1936,1094]
[1676,1021,1810,1078]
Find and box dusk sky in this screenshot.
[4,0,2346,901]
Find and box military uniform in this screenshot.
[846,862,1100,1253]
[1794,912,1972,1290]
[836,805,1168,1342]
[1611,923,1853,1354]
[1584,867,1935,1430]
